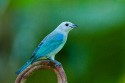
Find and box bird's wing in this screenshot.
[31,32,64,61]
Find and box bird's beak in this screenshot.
[71,24,78,28]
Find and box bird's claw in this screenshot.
[53,60,62,67]
[47,59,62,67]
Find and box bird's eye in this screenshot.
[65,23,69,26]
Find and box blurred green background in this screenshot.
[0,0,125,83]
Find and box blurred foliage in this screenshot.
[0,0,125,83]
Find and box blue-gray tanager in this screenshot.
[16,21,77,75]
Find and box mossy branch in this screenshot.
[15,60,67,83]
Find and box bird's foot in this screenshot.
[48,59,62,67]
[54,60,62,67]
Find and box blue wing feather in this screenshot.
[16,33,64,75]
[31,33,64,62]
[31,42,43,57]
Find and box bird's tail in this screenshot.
[16,58,33,75]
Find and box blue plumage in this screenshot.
[16,21,77,75]
[16,58,34,75]
[16,33,64,75]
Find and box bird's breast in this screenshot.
[48,35,67,57]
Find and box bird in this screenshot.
[16,21,77,75]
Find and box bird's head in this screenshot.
[56,21,78,33]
